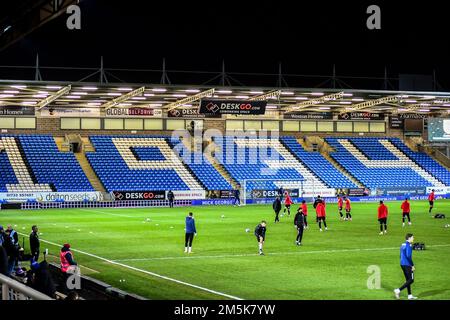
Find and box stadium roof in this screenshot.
[0,80,449,116]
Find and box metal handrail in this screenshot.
[0,273,53,300]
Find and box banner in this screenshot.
[206,190,234,199]
[301,189,336,198]
[40,107,101,117]
[0,106,35,116]
[199,100,266,115]
[0,192,104,202]
[113,191,166,201]
[283,112,333,120]
[338,112,384,121]
[169,190,206,200]
[106,108,162,117]
[371,187,427,197]
[168,108,220,119]
[251,189,300,199]
[336,188,370,197]
[426,187,450,195]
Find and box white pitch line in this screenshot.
[17,233,242,300]
[79,209,135,218]
[112,244,450,262]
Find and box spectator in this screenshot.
[27,260,56,298]
[30,225,40,262]
[0,225,5,246]
[3,229,18,275]
[167,190,175,208]
[0,226,7,275]
[60,243,77,291]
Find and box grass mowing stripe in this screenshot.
[18,232,243,300]
[111,244,450,262]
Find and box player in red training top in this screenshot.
[301,200,308,229]
[344,196,352,221]
[337,195,344,220]
[316,201,327,232]
[428,189,435,216]
[401,198,412,227]
[378,200,389,235]
[283,191,293,216]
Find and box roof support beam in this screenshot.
[400,98,450,112]
[36,85,71,110]
[285,92,344,112]
[249,90,281,101]
[343,95,399,112]
[165,88,215,112]
[102,87,146,110]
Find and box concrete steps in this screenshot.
[74,152,106,193]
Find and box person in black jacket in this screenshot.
[294,208,306,246]
[254,221,267,255]
[0,245,7,276]
[30,225,40,262]
[273,197,282,223]
[167,190,175,208]
[26,260,56,299]
[3,229,19,276]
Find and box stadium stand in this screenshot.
[214,136,328,191]
[86,136,203,192]
[170,138,233,191]
[0,136,52,192]
[390,138,450,186]
[325,137,446,189]
[280,136,358,188]
[18,135,93,192]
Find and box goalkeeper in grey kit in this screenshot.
[254,221,267,255]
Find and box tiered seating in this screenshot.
[280,137,357,188]
[325,137,444,189]
[19,135,93,192]
[214,137,327,191]
[0,136,52,192]
[86,136,203,192]
[0,139,18,192]
[390,138,450,185]
[171,139,232,191]
[350,138,398,160]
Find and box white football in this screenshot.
[221,215,225,218]
[245,228,250,233]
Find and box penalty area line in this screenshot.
[17,232,242,300]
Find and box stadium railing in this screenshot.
[21,200,192,210]
[0,273,53,300]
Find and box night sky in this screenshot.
[1,1,450,89]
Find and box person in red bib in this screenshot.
[60,243,78,292]
[378,201,389,235]
[401,198,412,227]
[337,195,344,220]
[301,200,308,229]
[283,191,293,216]
[316,201,327,232]
[344,196,352,221]
[428,189,435,216]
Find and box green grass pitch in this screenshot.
[1,200,449,300]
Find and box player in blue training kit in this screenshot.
[394,233,418,300]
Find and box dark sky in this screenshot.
[1,1,450,89]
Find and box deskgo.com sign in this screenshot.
[36,192,104,202]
